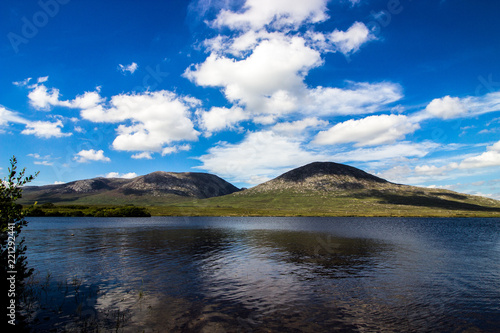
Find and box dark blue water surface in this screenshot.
[22,217,500,332]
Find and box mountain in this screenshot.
[247,161,389,192]
[21,171,240,205]
[202,162,500,217]
[20,162,500,217]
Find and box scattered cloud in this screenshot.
[421,91,500,120]
[414,141,500,178]
[197,130,327,184]
[271,117,328,136]
[104,172,138,179]
[0,106,28,126]
[27,153,54,166]
[314,114,419,146]
[332,141,439,163]
[186,33,322,116]
[161,144,191,156]
[211,0,329,30]
[13,77,32,87]
[118,62,139,74]
[196,106,248,135]
[73,149,111,163]
[28,84,61,110]
[21,120,72,138]
[329,22,376,55]
[304,82,403,116]
[80,90,200,152]
[131,152,153,160]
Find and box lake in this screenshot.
[22,217,500,332]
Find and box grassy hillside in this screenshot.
[143,187,500,217]
[20,162,500,218]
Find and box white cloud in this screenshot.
[271,117,328,136]
[212,0,328,30]
[28,85,61,110]
[118,62,139,74]
[0,106,28,126]
[161,144,191,156]
[305,82,403,116]
[186,34,322,116]
[424,95,468,120]
[80,90,200,152]
[332,141,438,162]
[314,114,419,146]
[196,106,248,134]
[28,153,54,166]
[105,172,138,179]
[413,141,500,180]
[422,91,500,120]
[13,77,32,87]
[414,164,451,176]
[457,141,500,169]
[197,130,327,184]
[73,149,111,163]
[37,76,49,83]
[329,22,376,55]
[131,152,153,160]
[62,91,104,109]
[21,120,72,138]
[25,79,103,111]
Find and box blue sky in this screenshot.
[1,0,500,199]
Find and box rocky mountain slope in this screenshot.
[21,171,240,204]
[20,162,500,216]
[221,162,500,215]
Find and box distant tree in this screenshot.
[1,156,38,329]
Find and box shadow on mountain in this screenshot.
[355,190,500,212]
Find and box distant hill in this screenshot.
[21,171,240,205]
[201,162,500,217]
[20,162,500,217]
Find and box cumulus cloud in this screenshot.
[196,106,248,134]
[314,114,419,146]
[305,82,403,116]
[21,120,72,138]
[414,141,500,177]
[197,130,327,184]
[131,152,153,160]
[211,0,328,30]
[161,144,191,156]
[73,149,111,163]
[80,90,200,152]
[422,91,500,120]
[271,117,328,136]
[26,80,103,111]
[118,62,139,74]
[28,85,61,110]
[186,34,322,115]
[424,95,468,119]
[458,141,500,169]
[105,172,138,179]
[329,22,376,55]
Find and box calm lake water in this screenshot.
[23,217,500,332]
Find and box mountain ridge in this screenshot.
[20,161,500,217]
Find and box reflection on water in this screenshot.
[23,217,500,332]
